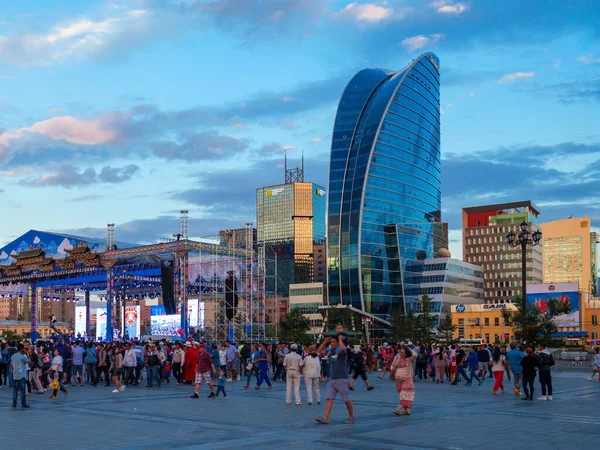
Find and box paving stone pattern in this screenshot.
[1,372,599,449]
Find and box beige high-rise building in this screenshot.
[541,217,598,295]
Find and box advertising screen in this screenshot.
[150,314,180,336]
[96,308,107,340]
[124,305,140,339]
[526,282,579,327]
[75,305,87,337]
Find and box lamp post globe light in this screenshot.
[505,221,542,344]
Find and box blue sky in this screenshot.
[0,0,599,259]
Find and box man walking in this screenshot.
[315,334,354,425]
[451,344,469,385]
[122,343,138,386]
[71,341,85,387]
[11,344,30,409]
[507,342,525,397]
[225,341,239,382]
[191,344,216,399]
[145,343,162,388]
[284,343,303,405]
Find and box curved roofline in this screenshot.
[356,53,439,314]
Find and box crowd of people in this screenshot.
[0,325,583,422]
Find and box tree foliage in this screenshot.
[436,311,459,345]
[390,308,415,343]
[413,294,436,344]
[324,307,361,332]
[502,296,572,346]
[279,308,310,342]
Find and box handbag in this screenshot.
[50,378,60,390]
[246,362,254,371]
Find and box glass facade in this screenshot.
[327,53,441,320]
[257,182,326,294]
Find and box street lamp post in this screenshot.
[505,221,542,344]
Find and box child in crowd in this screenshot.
[215,369,227,399]
[163,361,172,383]
[449,355,457,383]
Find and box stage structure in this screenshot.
[0,221,278,343]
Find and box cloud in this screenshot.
[578,54,600,65]
[0,9,151,66]
[498,71,535,84]
[334,3,394,22]
[150,131,250,161]
[520,79,600,103]
[400,33,444,51]
[432,1,469,15]
[19,164,139,188]
[310,137,322,143]
[71,194,101,202]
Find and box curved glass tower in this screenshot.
[327,53,441,321]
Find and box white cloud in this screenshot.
[0,9,150,66]
[431,0,468,15]
[578,54,600,64]
[468,91,475,97]
[498,72,535,84]
[0,116,115,157]
[553,58,561,68]
[310,137,322,143]
[334,2,393,22]
[400,33,444,51]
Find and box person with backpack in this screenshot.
[85,343,98,386]
[145,343,161,388]
[537,344,555,401]
[28,345,45,394]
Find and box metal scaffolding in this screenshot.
[191,233,278,343]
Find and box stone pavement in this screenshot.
[1,371,599,450]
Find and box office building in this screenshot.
[540,217,597,294]
[327,52,442,323]
[257,182,326,294]
[289,282,325,337]
[405,251,484,319]
[462,201,543,304]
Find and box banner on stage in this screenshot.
[96,308,107,340]
[124,305,140,339]
[75,306,86,337]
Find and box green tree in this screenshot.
[436,311,458,345]
[325,307,360,332]
[502,296,572,347]
[278,308,310,342]
[390,308,416,342]
[413,294,436,344]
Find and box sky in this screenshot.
[0,0,599,260]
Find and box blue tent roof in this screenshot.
[0,229,138,265]
[551,331,588,337]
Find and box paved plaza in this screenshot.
[1,371,599,450]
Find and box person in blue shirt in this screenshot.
[506,342,526,397]
[215,369,227,398]
[244,344,260,388]
[11,344,30,408]
[466,346,483,386]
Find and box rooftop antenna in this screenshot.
[107,224,115,251]
[285,149,305,184]
[284,149,288,183]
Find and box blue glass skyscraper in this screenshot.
[327,53,442,323]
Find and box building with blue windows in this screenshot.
[327,53,443,325]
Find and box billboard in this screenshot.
[188,298,205,328]
[75,305,87,337]
[526,282,579,328]
[96,308,107,340]
[123,305,140,339]
[150,314,180,336]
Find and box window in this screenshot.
[485,334,490,343]
[494,317,500,326]
[484,318,489,326]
